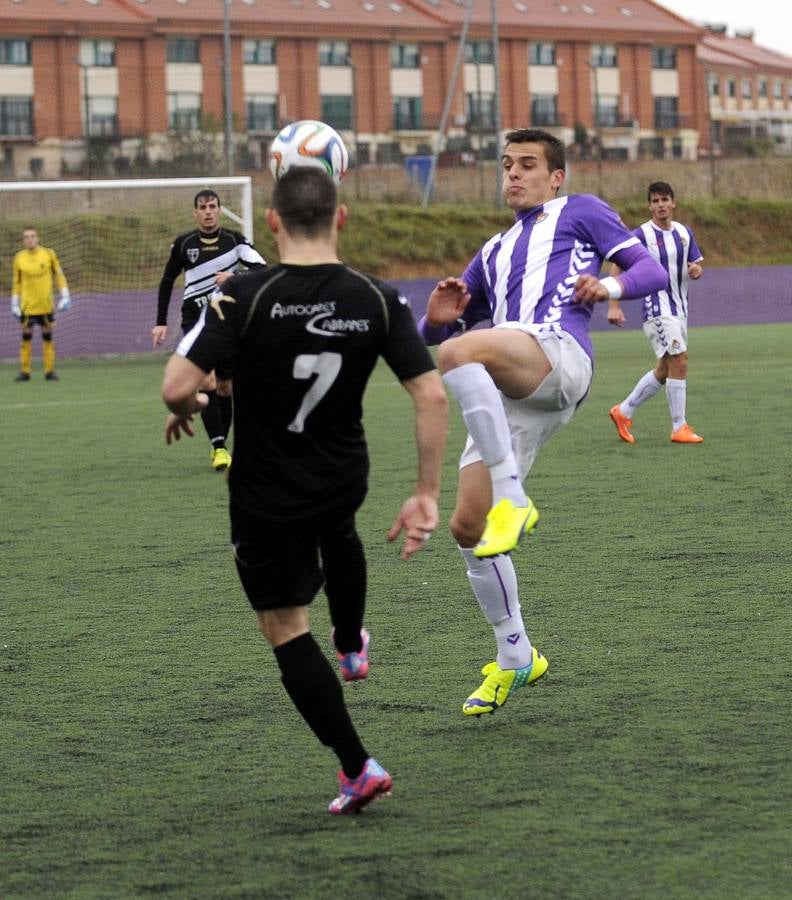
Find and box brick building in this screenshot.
[0,0,790,179]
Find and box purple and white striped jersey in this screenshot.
[634,220,703,321]
[460,194,641,359]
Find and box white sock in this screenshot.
[443,363,526,507]
[665,378,687,431]
[622,370,662,419]
[460,547,533,669]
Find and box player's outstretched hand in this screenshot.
[387,493,439,561]
[151,325,168,350]
[165,413,196,443]
[425,277,471,326]
[164,392,208,444]
[607,301,626,327]
[573,274,610,305]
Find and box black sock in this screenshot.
[200,390,225,449]
[273,633,368,779]
[322,518,366,654]
[217,393,233,440]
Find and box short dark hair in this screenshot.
[503,128,566,173]
[194,189,220,207]
[22,225,37,234]
[647,181,674,200]
[272,167,337,237]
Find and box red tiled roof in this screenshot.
[0,0,152,23]
[403,0,702,37]
[127,0,447,31]
[700,33,792,72]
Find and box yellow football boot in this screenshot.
[462,648,549,716]
[474,497,539,558]
[211,447,232,471]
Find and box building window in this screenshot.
[742,78,752,99]
[0,39,30,65]
[651,46,676,69]
[87,96,118,137]
[319,41,350,66]
[528,42,555,66]
[81,40,116,67]
[167,39,200,64]
[246,95,277,131]
[773,78,783,100]
[0,96,33,135]
[708,73,719,96]
[758,78,767,98]
[591,44,617,68]
[466,92,495,129]
[594,94,619,126]
[393,96,422,130]
[168,92,201,130]
[391,43,420,68]
[465,41,494,64]
[531,94,559,126]
[243,40,275,65]
[654,96,678,128]
[321,95,352,130]
[726,77,736,98]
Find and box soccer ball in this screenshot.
[268,120,349,185]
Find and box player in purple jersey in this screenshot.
[161,169,447,814]
[418,128,666,716]
[607,181,704,444]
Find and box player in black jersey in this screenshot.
[152,189,266,471]
[161,168,447,815]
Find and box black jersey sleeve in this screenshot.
[380,288,436,381]
[231,231,267,270]
[156,236,187,326]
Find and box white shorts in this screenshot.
[643,316,688,359]
[459,325,593,479]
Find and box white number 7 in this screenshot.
[287,352,343,434]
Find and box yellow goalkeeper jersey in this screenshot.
[12,246,68,315]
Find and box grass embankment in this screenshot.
[1,198,791,293]
[210,197,792,275]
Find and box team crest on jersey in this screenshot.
[535,212,549,223]
[187,248,200,263]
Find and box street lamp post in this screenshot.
[347,54,361,200]
[587,59,603,196]
[76,59,92,178]
[703,63,718,197]
[222,0,234,176]
[490,0,502,207]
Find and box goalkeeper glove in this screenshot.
[11,295,21,320]
[57,288,71,312]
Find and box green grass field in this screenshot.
[2,324,791,899]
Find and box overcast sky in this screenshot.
[654,0,792,58]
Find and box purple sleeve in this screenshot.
[611,243,668,300]
[688,227,703,263]
[418,315,459,345]
[418,251,491,345]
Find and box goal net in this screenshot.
[0,176,254,363]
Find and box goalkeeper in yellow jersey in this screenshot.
[10,226,71,382]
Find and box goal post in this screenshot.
[0,176,255,363]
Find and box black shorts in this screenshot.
[230,501,360,611]
[21,313,55,329]
[182,299,232,380]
